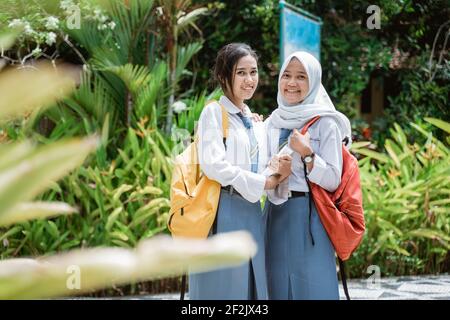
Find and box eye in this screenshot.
[237,71,245,76]
[282,73,290,79]
[251,70,258,75]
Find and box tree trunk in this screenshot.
[165,24,178,134]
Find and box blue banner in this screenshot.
[280,1,322,62]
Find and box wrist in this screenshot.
[300,147,314,159]
[301,152,315,166]
[265,175,280,189]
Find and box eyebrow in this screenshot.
[283,70,307,75]
[236,67,257,70]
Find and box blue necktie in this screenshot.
[279,128,292,152]
[237,112,259,173]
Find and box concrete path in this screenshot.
[131,274,450,300]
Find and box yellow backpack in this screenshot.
[168,101,229,238]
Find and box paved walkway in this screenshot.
[132,274,450,300]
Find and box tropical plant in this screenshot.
[155,0,208,133]
[0,55,95,228]
[0,0,119,64]
[175,87,221,134]
[25,0,206,153]
[349,118,450,277]
[11,119,175,255]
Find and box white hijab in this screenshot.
[268,51,352,143]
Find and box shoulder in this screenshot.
[315,117,342,139]
[200,100,222,122]
[317,117,340,131]
[263,116,279,136]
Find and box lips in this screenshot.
[284,89,301,94]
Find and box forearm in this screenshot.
[264,175,281,190]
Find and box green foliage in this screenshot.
[321,24,392,118]
[379,53,450,145]
[0,57,94,251]
[2,120,174,257]
[175,87,222,134]
[349,119,450,277]
[0,0,117,62]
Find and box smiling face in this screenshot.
[279,57,309,105]
[228,54,258,107]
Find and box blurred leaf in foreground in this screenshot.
[0,231,257,299]
[0,62,78,121]
[0,136,99,217]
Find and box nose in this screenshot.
[245,73,253,83]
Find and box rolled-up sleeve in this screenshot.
[307,119,343,192]
[197,104,266,203]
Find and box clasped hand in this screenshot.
[289,129,313,158]
[268,154,292,181]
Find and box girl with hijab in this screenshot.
[264,51,352,300]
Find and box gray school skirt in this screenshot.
[189,189,268,300]
[265,194,339,300]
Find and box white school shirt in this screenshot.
[197,95,268,203]
[264,116,343,193]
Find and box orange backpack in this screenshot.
[302,116,366,300]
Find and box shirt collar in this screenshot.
[219,95,251,115]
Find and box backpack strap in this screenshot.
[220,103,229,141]
[204,99,229,141]
[300,116,321,135]
[301,116,351,146]
[212,103,228,236]
[338,257,351,300]
[301,117,321,247]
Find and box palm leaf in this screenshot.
[104,63,152,95]
[134,62,168,118]
[175,42,203,82]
